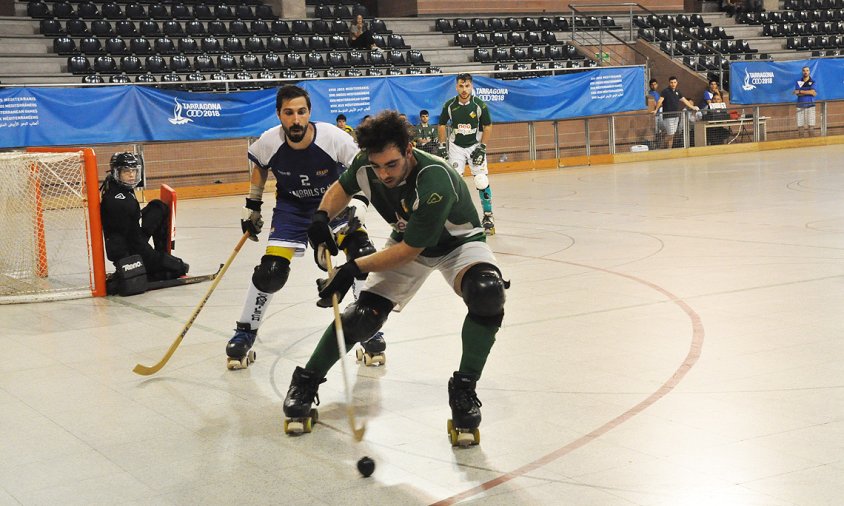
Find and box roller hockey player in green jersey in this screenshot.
[438,73,496,235]
[282,111,509,445]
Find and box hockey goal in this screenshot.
[0,148,106,303]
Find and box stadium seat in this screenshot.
[251,20,270,36]
[94,54,118,73]
[145,54,167,73]
[119,54,142,73]
[82,74,104,84]
[489,18,505,31]
[506,17,521,30]
[171,3,191,20]
[280,69,298,80]
[147,2,168,20]
[288,35,307,52]
[474,48,493,62]
[194,53,215,71]
[310,35,330,50]
[53,36,77,55]
[91,20,114,38]
[245,35,265,52]
[240,52,261,70]
[435,18,453,32]
[52,1,74,19]
[406,66,423,75]
[124,2,145,20]
[105,36,128,55]
[315,4,332,18]
[453,18,470,32]
[427,66,442,73]
[369,49,386,66]
[493,46,511,62]
[386,49,405,65]
[472,33,493,47]
[528,45,545,60]
[140,20,162,38]
[367,67,383,76]
[272,20,291,35]
[236,5,255,20]
[40,19,63,36]
[267,35,286,52]
[292,20,311,35]
[406,50,428,66]
[77,1,100,19]
[303,68,319,79]
[66,20,90,37]
[223,36,244,53]
[207,20,227,36]
[348,50,366,67]
[471,18,487,31]
[285,52,305,69]
[214,4,235,20]
[352,4,369,18]
[306,50,326,68]
[79,36,103,55]
[163,20,184,37]
[201,36,222,53]
[217,52,238,71]
[229,20,250,37]
[255,4,275,21]
[129,36,152,55]
[109,73,131,83]
[68,55,92,74]
[136,72,156,83]
[370,18,389,33]
[263,51,283,70]
[114,20,137,37]
[334,4,352,18]
[327,51,346,67]
[346,67,363,77]
[27,1,50,19]
[330,34,349,49]
[154,36,176,55]
[178,37,199,54]
[325,67,342,78]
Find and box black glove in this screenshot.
[308,210,338,254]
[240,198,263,242]
[470,143,486,166]
[437,143,449,161]
[316,260,361,307]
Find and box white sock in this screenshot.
[238,281,274,331]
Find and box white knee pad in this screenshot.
[473,173,489,190]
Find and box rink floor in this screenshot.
[2,144,844,505]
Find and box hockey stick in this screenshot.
[325,250,366,441]
[144,264,224,292]
[132,231,250,376]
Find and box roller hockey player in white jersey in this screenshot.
[226,85,384,370]
[438,73,496,235]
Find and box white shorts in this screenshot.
[449,142,488,176]
[796,107,816,127]
[363,239,499,311]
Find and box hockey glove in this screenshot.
[437,143,449,161]
[316,260,361,307]
[308,210,339,259]
[241,198,264,241]
[470,143,487,166]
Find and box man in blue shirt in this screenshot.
[793,66,817,138]
[648,78,663,147]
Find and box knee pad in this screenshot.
[340,291,392,344]
[140,199,169,237]
[473,173,489,191]
[461,263,508,327]
[252,255,290,293]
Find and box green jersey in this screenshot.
[338,148,485,257]
[438,95,492,148]
[414,123,438,144]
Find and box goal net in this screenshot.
[0,149,106,303]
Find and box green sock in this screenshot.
[304,323,355,378]
[458,315,498,379]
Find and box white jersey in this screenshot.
[248,121,359,206]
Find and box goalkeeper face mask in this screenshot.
[115,166,141,189]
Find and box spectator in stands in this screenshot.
[653,76,699,149]
[336,114,355,139]
[648,78,664,147]
[414,109,439,154]
[702,80,721,108]
[722,0,742,17]
[794,66,817,138]
[349,14,378,50]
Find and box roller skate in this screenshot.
[482,212,495,236]
[447,371,482,447]
[355,331,386,367]
[225,322,257,370]
[283,366,325,434]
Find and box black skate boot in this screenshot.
[225,322,257,370]
[283,366,326,434]
[447,371,482,447]
[482,212,495,236]
[355,331,386,366]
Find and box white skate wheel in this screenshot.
[355,347,364,362]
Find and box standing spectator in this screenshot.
[653,76,699,149]
[414,109,439,154]
[794,66,817,138]
[349,14,378,50]
[648,78,664,147]
[336,114,355,139]
[702,79,721,109]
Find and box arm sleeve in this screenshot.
[402,166,456,248]
[338,152,365,196]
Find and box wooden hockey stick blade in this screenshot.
[326,250,366,441]
[132,232,250,376]
[145,264,224,291]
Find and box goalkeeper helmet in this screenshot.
[109,152,142,190]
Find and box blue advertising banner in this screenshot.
[728,58,844,105]
[301,68,646,126]
[0,67,645,149]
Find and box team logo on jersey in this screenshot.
[316,169,328,176]
[426,193,443,205]
[115,193,125,199]
[393,213,408,232]
[469,112,476,119]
